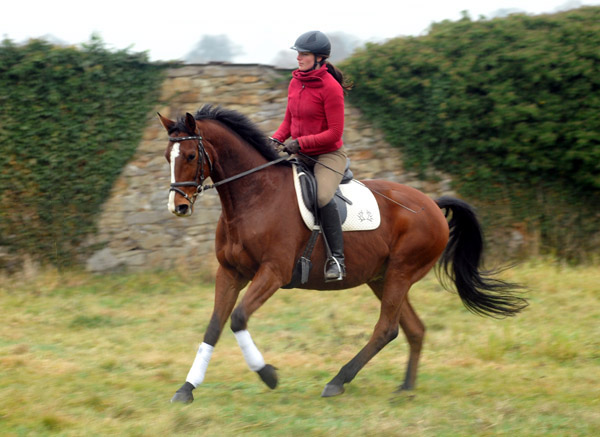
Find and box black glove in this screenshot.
[283,139,301,155]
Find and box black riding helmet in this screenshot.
[290,31,331,57]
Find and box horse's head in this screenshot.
[158,112,212,217]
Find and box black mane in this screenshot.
[172,104,281,161]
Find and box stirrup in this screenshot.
[324,257,346,282]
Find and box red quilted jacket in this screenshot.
[272,64,344,155]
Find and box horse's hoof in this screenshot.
[257,364,278,389]
[171,391,193,404]
[321,383,345,397]
[395,382,415,392]
[170,382,194,404]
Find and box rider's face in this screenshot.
[297,52,321,71]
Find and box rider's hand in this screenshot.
[283,139,301,155]
[267,137,283,151]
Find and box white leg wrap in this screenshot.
[234,330,265,372]
[185,342,214,388]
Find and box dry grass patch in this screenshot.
[1,260,599,436]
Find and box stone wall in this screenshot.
[85,63,453,274]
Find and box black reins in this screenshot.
[169,135,287,205]
[170,135,417,214]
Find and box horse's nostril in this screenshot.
[176,204,189,215]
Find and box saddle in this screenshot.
[294,157,354,224]
[282,158,381,289]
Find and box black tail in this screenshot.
[435,196,528,318]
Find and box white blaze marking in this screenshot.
[170,143,180,183]
[168,143,180,213]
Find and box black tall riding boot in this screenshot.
[319,199,346,282]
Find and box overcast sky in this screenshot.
[2,0,598,64]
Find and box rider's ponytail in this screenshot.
[324,61,353,93]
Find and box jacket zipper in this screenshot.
[297,84,305,137]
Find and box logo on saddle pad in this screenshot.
[292,164,381,231]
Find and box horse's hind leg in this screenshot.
[397,299,425,390]
[367,280,425,391]
[321,273,410,397]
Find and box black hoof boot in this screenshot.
[257,364,278,389]
[321,383,345,397]
[170,382,195,404]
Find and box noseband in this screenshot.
[169,135,213,205]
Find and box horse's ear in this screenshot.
[158,113,175,132]
[185,112,198,134]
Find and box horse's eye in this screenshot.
[187,153,196,162]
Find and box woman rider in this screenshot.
[268,30,352,282]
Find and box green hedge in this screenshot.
[2,10,599,268]
[0,36,167,269]
[342,7,600,261]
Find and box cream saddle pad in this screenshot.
[292,164,381,231]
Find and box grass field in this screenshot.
[1,260,599,436]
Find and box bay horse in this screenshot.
[158,105,527,404]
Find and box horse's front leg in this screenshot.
[171,266,248,404]
[230,263,285,390]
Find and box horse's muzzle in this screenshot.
[173,203,192,217]
[168,190,193,217]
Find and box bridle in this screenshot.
[169,134,288,206]
[168,135,213,205]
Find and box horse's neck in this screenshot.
[208,130,280,218]
[209,135,267,184]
